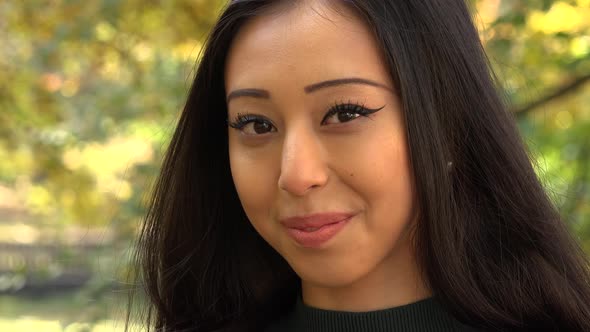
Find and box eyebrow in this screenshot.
[226,77,391,103]
[304,77,391,93]
[226,88,270,103]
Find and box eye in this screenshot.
[321,102,385,125]
[228,113,276,135]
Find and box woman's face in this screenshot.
[226,2,425,309]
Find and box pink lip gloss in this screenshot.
[284,217,352,248]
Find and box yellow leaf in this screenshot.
[527,2,590,34]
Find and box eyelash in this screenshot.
[227,101,384,132]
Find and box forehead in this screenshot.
[224,2,392,92]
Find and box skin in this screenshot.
[225,1,431,312]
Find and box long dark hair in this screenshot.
[127,0,590,331]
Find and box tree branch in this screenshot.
[513,73,590,118]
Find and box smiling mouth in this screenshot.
[283,215,354,248]
[300,222,340,232]
[302,227,320,231]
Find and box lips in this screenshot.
[280,212,354,248]
[280,212,354,230]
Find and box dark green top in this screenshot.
[265,294,481,332]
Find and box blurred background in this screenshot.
[0,0,588,331]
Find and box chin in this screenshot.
[296,265,366,289]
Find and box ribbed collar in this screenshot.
[267,293,475,332]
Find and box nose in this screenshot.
[278,127,328,196]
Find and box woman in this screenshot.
[128,0,590,331]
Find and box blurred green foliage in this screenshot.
[0,0,589,330]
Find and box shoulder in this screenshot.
[453,321,487,332]
[264,317,292,332]
[264,316,486,332]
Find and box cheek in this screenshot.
[229,142,279,232]
[336,124,414,229]
[375,137,413,209]
[371,135,414,222]
[339,113,411,186]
